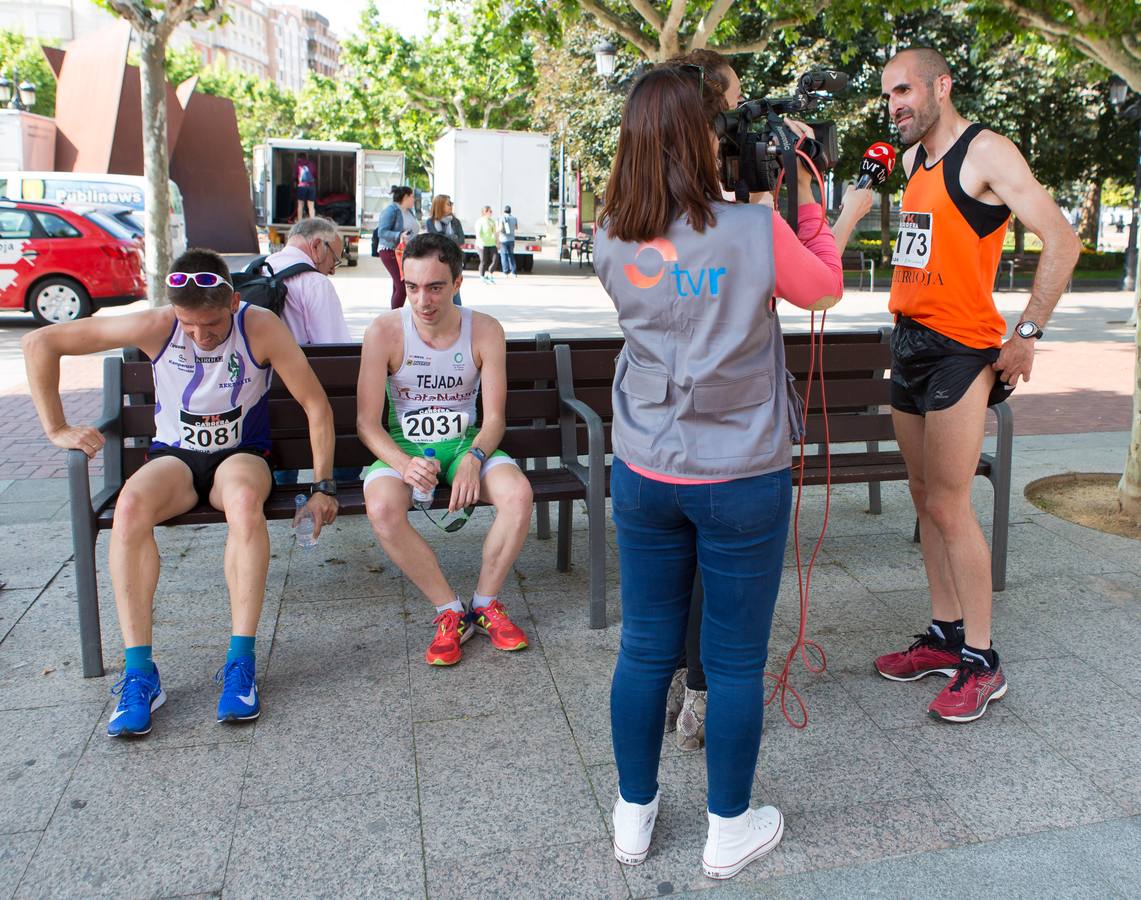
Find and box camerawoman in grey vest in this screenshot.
[597,63,848,880]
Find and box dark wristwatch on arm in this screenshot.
[1015,321,1043,340]
[310,479,338,497]
[468,446,487,464]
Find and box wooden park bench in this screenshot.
[841,250,876,290]
[550,327,1013,605]
[67,338,611,677]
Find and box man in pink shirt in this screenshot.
[265,217,356,485]
[265,217,351,345]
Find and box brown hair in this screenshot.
[670,49,733,122]
[601,64,723,243]
[430,194,453,221]
[166,248,234,309]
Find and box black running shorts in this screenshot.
[146,446,271,502]
[890,316,1014,416]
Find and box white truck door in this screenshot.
[361,150,404,233]
[252,144,268,227]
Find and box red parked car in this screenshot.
[0,199,147,325]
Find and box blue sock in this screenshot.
[227,635,256,664]
[124,645,154,675]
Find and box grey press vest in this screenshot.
[594,202,800,480]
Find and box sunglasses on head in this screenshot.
[166,272,233,289]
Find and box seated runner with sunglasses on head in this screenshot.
[22,249,338,737]
[357,232,534,666]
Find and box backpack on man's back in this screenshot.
[231,255,316,317]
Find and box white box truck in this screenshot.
[433,128,550,273]
[252,139,404,266]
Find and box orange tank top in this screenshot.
[888,124,1010,350]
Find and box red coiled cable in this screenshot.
[764,144,833,729]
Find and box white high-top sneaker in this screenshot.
[612,791,660,865]
[702,806,784,879]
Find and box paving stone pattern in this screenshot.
[0,431,1137,897]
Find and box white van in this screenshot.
[0,171,187,256]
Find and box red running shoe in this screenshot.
[425,608,473,666]
[874,632,961,682]
[928,657,1008,723]
[472,599,529,651]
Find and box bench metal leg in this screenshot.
[587,469,607,630]
[988,403,1014,592]
[534,458,552,540]
[69,482,104,678]
[866,441,882,514]
[556,499,572,573]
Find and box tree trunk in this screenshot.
[1077,180,1100,248]
[139,32,173,306]
[1013,218,1025,254]
[1120,282,1141,524]
[879,188,892,265]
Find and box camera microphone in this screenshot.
[799,70,849,94]
[854,142,897,189]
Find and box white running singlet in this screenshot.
[151,303,273,453]
[386,305,480,443]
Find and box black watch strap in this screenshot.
[310,479,338,497]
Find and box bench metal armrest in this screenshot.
[69,357,126,518]
[555,345,606,485]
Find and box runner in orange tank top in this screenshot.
[873,48,1081,724]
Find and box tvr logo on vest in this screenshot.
[623,238,726,297]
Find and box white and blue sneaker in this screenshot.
[107,667,165,738]
[215,657,261,723]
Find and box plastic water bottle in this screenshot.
[294,493,318,548]
[412,448,436,510]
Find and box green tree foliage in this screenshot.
[321,0,539,183]
[970,0,1140,91]
[0,30,59,117]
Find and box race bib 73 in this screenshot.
[892,211,933,269]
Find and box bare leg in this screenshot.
[892,408,962,622]
[306,200,316,218]
[474,464,533,597]
[208,454,273,636]
[920,370,995,648]
[296,200,304,221]
[365,476,455,606]
[109,457,200,647]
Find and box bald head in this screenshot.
[888,48,951,88]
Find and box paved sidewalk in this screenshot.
[0,429,1137,898]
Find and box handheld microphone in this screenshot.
[854,142,896,189]
[799,70,849,94]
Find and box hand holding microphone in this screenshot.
[855,142,897,189]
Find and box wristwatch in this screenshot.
[310,479,338,497]
[1015,321,1044,340]
[468,446,488,464]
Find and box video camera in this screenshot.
[714,70,847,229]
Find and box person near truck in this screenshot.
[497,205,519,277]
[425,194,465,306]
[295,153,317,221]
[475,206,498,283]
[373,186,419,309]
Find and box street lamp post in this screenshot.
[593,41,617,80]
[1110,76,1141,293]
[0,73,36,111]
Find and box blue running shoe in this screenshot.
[107,667,165,738]
[215,657,260,723]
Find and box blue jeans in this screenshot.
[609,458,791,817]
[499,241,516,275]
